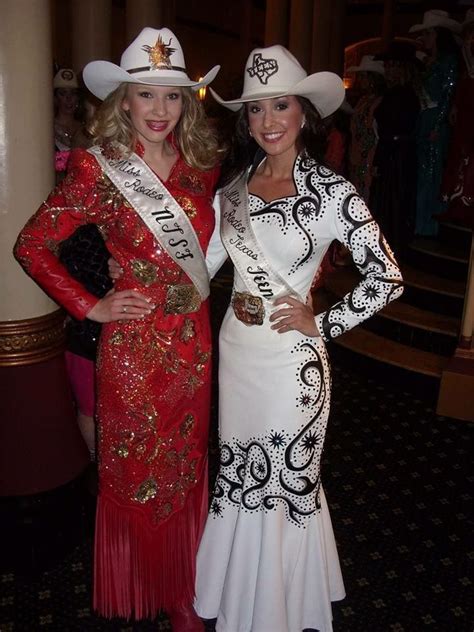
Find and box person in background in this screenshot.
[441,8,474,229]
[58,225,112,462]
[53,68,85,177]
[409,9,460,236]
[195,44,403,632]
[347,54,386,202]
[53,68,111,462]
[370,42,422,256]
[323,100,354,269]
[15,27,220,631]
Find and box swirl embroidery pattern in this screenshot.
[210,339,330,527]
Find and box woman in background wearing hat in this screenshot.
[15,27,220,630]
[347,55,386,202]
[370,43,422,256]
[409,9,460,236]
[52,67,112,464]
[53,68,85,175]
[195,45,403,632]
[441,9,474,228]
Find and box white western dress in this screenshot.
[197,155,403,632]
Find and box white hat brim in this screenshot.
[346,64,385,75]
[409,18,461,34]
[83,60,220,100]
[210,71,345,119]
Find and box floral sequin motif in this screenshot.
[176,195,198,219]
[116,444,129,458]
[135,478,158,504]
[101,142,126,161]
[178,172,205,195]
[14,147,218,531]
[180,414,195,439]
[96,174,126,211]
[179,319,196,343]
[165,284,201,314]
[131,259,158,286]
[109,331,126,345]
[107,404,200,521]
[194,349,211,375]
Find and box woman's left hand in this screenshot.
[270,295,320,337]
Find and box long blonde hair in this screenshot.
[88,84,219,170]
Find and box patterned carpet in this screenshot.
[1,285,473,631]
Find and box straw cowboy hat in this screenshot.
[409,9,461,34]
[83,27,220,100]
[210,45,345,119]
[347,54,385,75]
[53,68,79,89]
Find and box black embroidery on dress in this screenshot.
[250,201,287,225]
[309,165,346,196]
[290,197,318,270]
[342,193,374,245]
[269,431,286,448]
[211,341,326,526]
[322,300,346,340]
[359,244,388,274]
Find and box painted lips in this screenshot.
[146,121,168,132]
[261,132,285,143]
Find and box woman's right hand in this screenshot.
[87,289,154,323]
[108,257,123,281]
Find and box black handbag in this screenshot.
[58,225,113,360]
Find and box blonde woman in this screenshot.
[15,27,220,631]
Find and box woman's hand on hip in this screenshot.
[86,289,154,323]
[270,295,320,337]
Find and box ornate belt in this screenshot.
[165,284,201,315]
[232,291,265,326]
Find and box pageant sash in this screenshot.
[220,173,301,308]
[88,145,210,300]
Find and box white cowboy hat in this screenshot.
[409,9,461,34]
[53,68,78,89]
[83,27,220,100]
[209,45,345,119]
[346,54,385,75]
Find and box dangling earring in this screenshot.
[300,119,306,129]
[248,127,253,137]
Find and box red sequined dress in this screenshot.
[15,145,219,619]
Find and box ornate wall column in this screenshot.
[311,0,330,72]
[289,0,313,69]
[241,0,253,61]
[70,0,112,72]
[459,235,474,348]
[328,0,346,76]
[264,0,290,47]
[126,0,164,44]
[437,234,474,422]
[381,0,396,50]
[0,0,88,495]
[312,0,345,74]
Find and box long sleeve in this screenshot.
[14,149,103,319]
[315,182,403,341]
[205,191,228,280]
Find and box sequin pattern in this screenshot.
[14,146,219,526]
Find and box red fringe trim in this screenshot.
[93,464,208,620]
